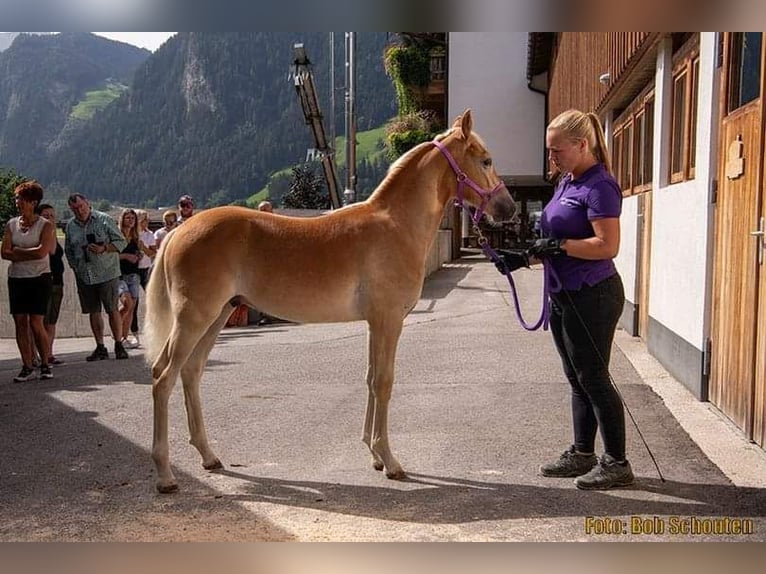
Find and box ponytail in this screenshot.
[587,112,613,175]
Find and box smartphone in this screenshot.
[86,233,96,244]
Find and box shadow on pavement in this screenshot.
[213,468,766,534]
[0,362,294,541]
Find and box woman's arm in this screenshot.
[4,220,58,261]
[562,217,620,260]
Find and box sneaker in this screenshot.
[574,454,635,490]
[13,366,37,382]
[114,341,129,360]
[39,364,53,380]
[86,344,109,362]
[122,337,139,350]
[49,356,64,365]
[540,445,598,477]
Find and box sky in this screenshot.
[92,32,176,52]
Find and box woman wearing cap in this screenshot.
[177,195,195,223]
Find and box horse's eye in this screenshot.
[483,158,493,168]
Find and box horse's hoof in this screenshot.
[203,458,223,470]
[157,482,179,494]
[372,460,384,471]
[386,469,407,480]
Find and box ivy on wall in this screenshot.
[384,45,431,116]
[384,43,437,159]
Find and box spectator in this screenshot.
[117,209,142,349]
[1,181,56,381]
[64,193,129,361]
[129,209,157,347]
[257,200,273,213]
[154,210,177,250]
[38,203,65,365]
[177,194,195,223]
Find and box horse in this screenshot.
[145,109,517,493]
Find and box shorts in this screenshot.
[8,274,52,316]
[45,283,64,325]
[118,273,141,300]
[76,277,120,314]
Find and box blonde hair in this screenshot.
[119,208,140,243]
[548,109,612,175]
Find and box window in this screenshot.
[614,91,654,196]
[669,35,700,184]
[728,32,762,112]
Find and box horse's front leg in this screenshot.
[367,319,405,479]
[362,330,385,471]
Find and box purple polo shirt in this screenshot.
[540,163,622,292]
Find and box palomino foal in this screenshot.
[145,110,517,492]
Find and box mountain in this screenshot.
[0,33,150,170]
[0,33,19,52]
[31,32,396,207]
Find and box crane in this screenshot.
[292,43,342,209]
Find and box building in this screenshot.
[523,32,764,449]
[448,32,553,249]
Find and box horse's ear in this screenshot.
[453,109,473,139]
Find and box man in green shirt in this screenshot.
[64,193,130,360]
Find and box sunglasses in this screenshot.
[179,202,192,208]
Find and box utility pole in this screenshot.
[343,32,357,205]
[329,32,336,150]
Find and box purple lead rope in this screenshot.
[481,243,559,331]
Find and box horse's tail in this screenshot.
[144,232,174,368]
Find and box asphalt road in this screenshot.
[2,257,765,541]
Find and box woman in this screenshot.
[117,209,142,349]
[38,204,65,365]
[497,109,631,490]
[129,209,157,347]
[1,181,56,381]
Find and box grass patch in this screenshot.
[247,124,389,205]
[70,82,128,120]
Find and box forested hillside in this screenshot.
[0,33,150,171]
[33,32,396,207]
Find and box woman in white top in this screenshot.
[1,181,57,381]
[128,209,157,347]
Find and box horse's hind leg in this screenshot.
[152,322,208,493]
[362,330,385,471]
[367,318,405,479]
[180,306,232,472]
[152,307,224,493]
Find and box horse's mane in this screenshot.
[367,128,454,202]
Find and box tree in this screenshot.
[282,163,329,209]
[0,168,27,226]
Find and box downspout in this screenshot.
[527,76,549,181]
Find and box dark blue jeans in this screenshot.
[549,273,626,460]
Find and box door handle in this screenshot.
[752,217,765,266]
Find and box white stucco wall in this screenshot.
[647,34,718,350]
[615,197,639,303]
[448,32,545,177]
